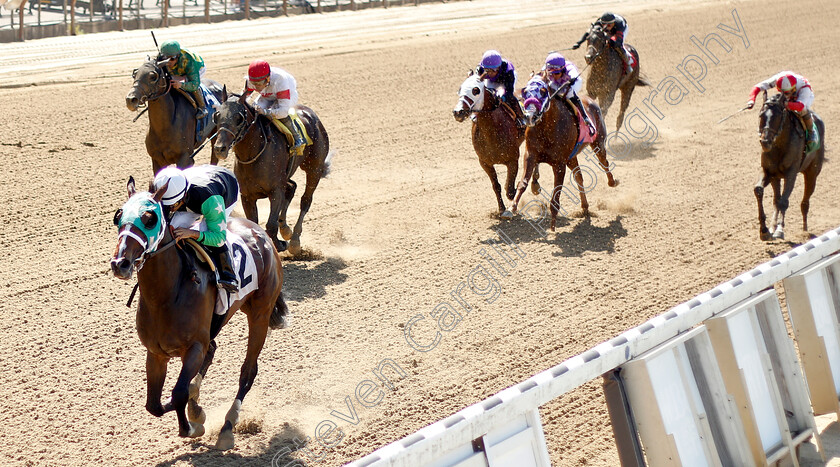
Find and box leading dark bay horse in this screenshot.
[110,177,288,450]
[511,74,618,231]
[212,93,332,256]
[126,57,226,173]
[754,91,825,241]
[584,25,648,130]
[452,71,524,219]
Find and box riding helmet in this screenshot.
[599,12,616,23]
[480,50,503,70]
[248,60,271,82]
[776,74,797,93]
[154,167,190,206]
[545,52,566,71]
[160,40,181,58]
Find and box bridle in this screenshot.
[130,59,173,109]
[759,93,788,146]
[216,98,269,165]
[458,76,499,114]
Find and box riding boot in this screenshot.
[802,112,820,153]
[570,95,596,136]
[506,96,526,130]
[211,246,239,293]
[192,90,208,119]
[280,115,305,156]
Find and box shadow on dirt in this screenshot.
[484,213,626,258]
[155,423,307,466]
[282,256,349,302]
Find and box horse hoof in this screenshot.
[760,232,772,241]
[773,230,785,240]
[215,429,235,451]
[289,238,302,256]
[188,400,206,425]
[500,210,513,220]
[531,183,541,196]
[274,239,288,252]
[190,422,205,438]
[609,179,619,187]
[279,224,294,241]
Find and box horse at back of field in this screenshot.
[109,177,288,449]
[584,24,648,130]
[126,57,226,173]
[452,72,524,218]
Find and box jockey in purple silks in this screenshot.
[475,50,526,129]
[543,52,595,136]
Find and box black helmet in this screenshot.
[599,12,616,23]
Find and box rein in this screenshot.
[218,103,269,165]
[130,61,173,121]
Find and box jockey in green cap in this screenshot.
[159,40,208,119]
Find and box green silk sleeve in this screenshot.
[198,195,227,247]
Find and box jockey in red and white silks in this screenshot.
[245,60,304,151]
[747,70,818,152]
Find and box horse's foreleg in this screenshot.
[145,351,170,417]
[176,152,194,169]
[480,162,506,216]
[240,195,259,225]
[265,189,288,252]
[549,164,567,231]
[216,313,270,451]
[289,171,321,256]
[755,173,772,241]
[774,172,797,240]
[188,339,217,426]
[512,153,537,214]
[172,342,207,438]
[278,180,296,242]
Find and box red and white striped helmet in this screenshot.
[776,74,797,93]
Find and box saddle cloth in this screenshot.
[170,212,259,315]
[196,85,220,141]
[565,100,597,144]
[610,35,637,72]
[268,108,313,155]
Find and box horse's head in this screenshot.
[453,73,490,122]
[126,57,172,111]
[212,93,254,160]
[758,92,787,151]
[521,75,550,127]
[110,177,168,280]
[585,25,608,65]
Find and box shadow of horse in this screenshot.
[154,423,307,467]
[754,92,825,241]
[550,216,627,257]
[282,257,349,302]
[126,57,226,173]
[606,139,658,162]
[584,24,649,130]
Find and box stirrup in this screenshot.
[196,107,208,119]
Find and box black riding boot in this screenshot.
[569,95,596,136]
[210,245,239,293]
[192,90,208,119]
[280,116,305,155]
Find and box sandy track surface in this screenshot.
[1,0,838,465]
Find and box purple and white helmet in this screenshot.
[545,52,566,71]
[480,50,503,69]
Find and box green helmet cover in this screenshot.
[160,40,181,57]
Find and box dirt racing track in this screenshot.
[1,0,838,465]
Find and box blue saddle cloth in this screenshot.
[196,85,221,141]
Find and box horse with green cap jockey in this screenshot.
[159,40,208,119]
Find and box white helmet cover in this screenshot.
[153,167,190,206]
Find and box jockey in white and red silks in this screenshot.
[747,71,819,153]
[245,60,305,153]
[542,52,595,136]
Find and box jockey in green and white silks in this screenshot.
[159,40,208,119]
[154,165,240,292]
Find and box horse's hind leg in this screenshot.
[289,170,321,256]
[278,181,297,242]
[265,188,289,252]
[615,87,633,130]
[567,158,589,216]
[216,312,270,450]
[801,168,819,233]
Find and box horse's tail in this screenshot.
[322,149,336,178]
[635,74,650,87]
[269,291,290,330]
